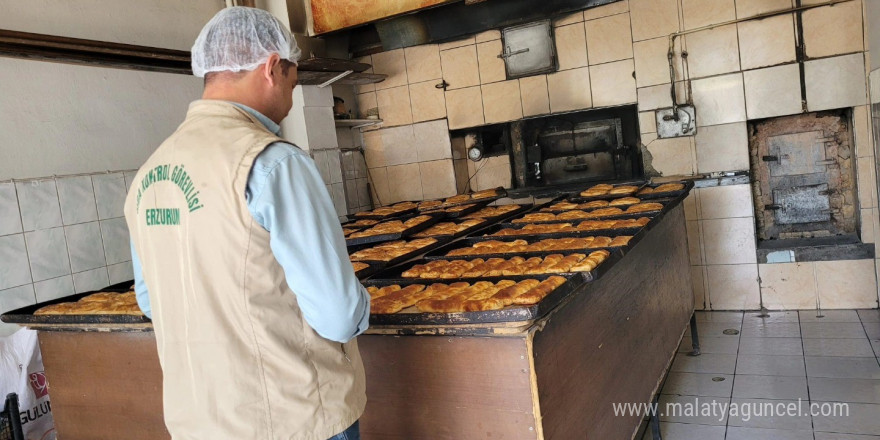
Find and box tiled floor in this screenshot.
[643,309,880,440]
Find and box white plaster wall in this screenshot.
[0,0,223,50]
[0,58,203,180]
[0,0,222,180]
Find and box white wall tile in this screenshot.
[419,160,458,200]
[759,262,818,310]
[404,45,445,84]
[691,73,747,126]
[34,275,74,303]
[0,284,35,336]
[701,217,758,265]
[362,130,385,169]
[56,175,98,225]
[329,183,347,217]
[699,185,754,219]
[854,105,872,158]
[0,182,22,236]
[858,156,877,209]
[380,125,419,166]
[629,0,680,42]
[687,220,703,265]
[482,80,524,124]
[744,64,803,120]
[409,80,447,123]
[477,39,506,84]
[445,86,485,129]
[371,49,408,90]
[91,173,126,220]
[633,37,684,88]
[292,85,334,107]
[555,23,589,70]
[369,167,391,206]
[736,0,793,18]
[805,53,867,112]
[584,0,629,20]
[815,259,879,309]
[15,179,62,231]
[73,267,109,294]
[692,265,707,310]
[695,122,750,174]
[386,163,423,202]
[108,261,134,285]
[100,218,130,265]
[645,135,694,176]
[638,111,657,135]
[637,82,687,111]
[25,227,70,282]
[802,1,864,59]
[345,178,359,208]
[312,151,332,185]
[590,59,637,107]
[737,14,796,70]
[328,151,343,184]
[0,234,32,290]
[585,12,633,65]
[520,75,550,117]
[413,120,453,162]
[469,155,512,191]
[65,222,106,273]
[684,25,740,79]
[547,67,592,113]
[123,171,139,192]
[440,45,480,90]
[707,264,761,310]
[356,177,372,208]
[302,106,340,148]
[682,0,735,29]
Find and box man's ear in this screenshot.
[262,53,282,87]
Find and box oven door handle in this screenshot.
[764,204,782,211]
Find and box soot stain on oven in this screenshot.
[748,110,859,242]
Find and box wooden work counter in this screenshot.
[23,203,693,440]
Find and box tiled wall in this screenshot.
[354,0,879,310]
[0,172,137,336]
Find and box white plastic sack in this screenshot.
[0,329,55,440]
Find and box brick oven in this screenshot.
[749,110,859,242]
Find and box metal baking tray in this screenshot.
[348,235,454,267]
[566,181,648,203]
[365,273,583,326]
[354,261,384,280]
[371,250,624,284]
[351,205,419,221]
[345,212,445,247]
[1,280,147,325]
[409,217,495,240]
[636,180,696,200]
[423,226,642,257]
[503,211,660,226]
[472,222,646,241]
[419,200,490,218]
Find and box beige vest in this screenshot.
[124,100,366,440]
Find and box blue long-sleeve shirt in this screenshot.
[131,102,370,343]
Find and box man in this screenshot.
[124,7,369,440]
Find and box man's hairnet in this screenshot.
[191,7,302,78]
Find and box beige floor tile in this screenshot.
[707,264,761,310]
[815,260,878,309]
[759,263,818,310]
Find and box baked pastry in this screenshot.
[470,188,500,200]
[580,184,614,197]
[626,202,664,213]
[444,194,471,205]
[464,205,521,219]
[34,290,143,316]
[608,185,639,195]
[413,219,486,238]
[510,276,568,305]
[370,284,429,314]
[352,262,369,273]
[638,182,686,195]
[609,197,640,207]
[349,219,379,227]
[349,238,438,262]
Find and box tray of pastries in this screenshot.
[348,237,449,266]
[411,218,489,239]
[636,180,694,199]
[352,201,419,220]
[462,204,530,222]
[419,200,490,218]
[365,273,580,325]
[377,250,613,283]
[540,197,641,212]
[346,213,444,246]
[1,281,149,325]
[425,235,633,260]
[509,202,664,224]
[570,182,646,202]
[477,218,650,239]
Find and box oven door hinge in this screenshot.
[764,204,782,210]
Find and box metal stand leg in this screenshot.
[688,312,701,356]
[650,394,662,440]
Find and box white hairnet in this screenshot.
[191,7,302,78]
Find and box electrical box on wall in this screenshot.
[656,105,696,138]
